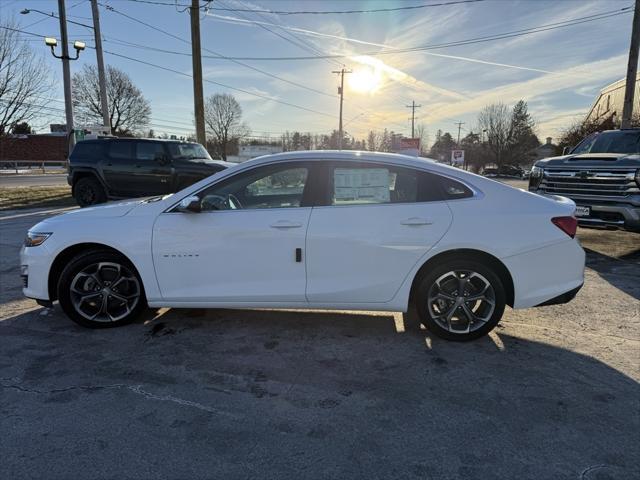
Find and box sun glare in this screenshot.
[348,68,382,94]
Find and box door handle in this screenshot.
[400,217,432,226]
[270,220,303,229]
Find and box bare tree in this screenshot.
[72,64,151,135]
[0,19,55,135]
[204,93,249,160]
[415,123,429,156]
[478,103,510,166]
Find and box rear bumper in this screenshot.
[574,202,640,232]
[535,283,583,307]
[502,239,585,309]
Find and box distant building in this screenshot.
[227,144,284,163]
[529,137,558,162]
[585,74,640,126]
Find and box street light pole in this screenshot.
[58,0,75,150]
[90,0,110,132]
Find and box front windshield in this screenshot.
[168,143,215,162]
[572,131,640,155]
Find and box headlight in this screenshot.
[529,166,543,190]
[24,232,52,247]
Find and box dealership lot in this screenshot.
[1,207,638,479]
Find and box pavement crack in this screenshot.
[1,382,239,418]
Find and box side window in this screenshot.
[71,142,102,159]
[108,141,133,160]
[330,164,442,205]
[136,142,166,162]
[437,176,474,199]
[198,164,310,211]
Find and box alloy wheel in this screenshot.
[426,270,496,334]
[69,262,141,322]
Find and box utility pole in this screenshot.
[455,121,465,145]
[622,0,640,129]
[190,0,206,145]
[332,68,352,149]
[58,0,75,149]
[406,101,422,138]
[90,0,110,132]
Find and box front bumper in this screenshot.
[20,244,55,302]
[574,202,640,232]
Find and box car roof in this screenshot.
[77,138,201,144]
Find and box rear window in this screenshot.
[437,176,474,199]
[71,142,102,159]
[108,141,134,159]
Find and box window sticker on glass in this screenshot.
[333,168,390,204]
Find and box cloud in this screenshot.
[422,54,625,125]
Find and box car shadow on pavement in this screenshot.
[1,305,638,479]
[584,248,640,300]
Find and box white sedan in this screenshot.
[21,151,585,341]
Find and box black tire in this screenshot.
[414,259,506,342]
[57,250,147,328]
[74,176,107,207]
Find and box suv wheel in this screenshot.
[415,259,506,341]
[57,250,146,328]
[74,176,107,207]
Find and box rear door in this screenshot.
[102,140,135,196]
[305,161,453,304]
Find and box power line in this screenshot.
[202,6,633,60]
[2,24,337,119]
[100,2,336,98]
[122,0,485,14]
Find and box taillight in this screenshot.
[551,216,577,238]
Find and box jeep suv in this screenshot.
[68,138,231,207]
[528,129,640,232]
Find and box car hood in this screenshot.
[49,198,147,222]
[535,153,640,168]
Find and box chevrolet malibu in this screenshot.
[21,151,585,341]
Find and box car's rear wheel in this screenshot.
[57,250,146,328]
[74,176,107,207]
[415,259,506,341]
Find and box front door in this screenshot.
[152,162,316,303]
[305,162,453,304]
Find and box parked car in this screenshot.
[482,165,525,179]
[529,129,640,232]
[68,138,231,207]
[22,151,585,341]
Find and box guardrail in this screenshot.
[0,160,68,174]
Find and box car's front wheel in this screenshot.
[415,259,506,341]
[57,250,146,328]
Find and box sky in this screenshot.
[1,0,634,146]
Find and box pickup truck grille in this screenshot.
[539,169,639,198]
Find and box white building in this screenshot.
[585,74,640,126]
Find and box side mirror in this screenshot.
[562,146,570,155]
[177,195,201,213]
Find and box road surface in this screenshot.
[0,174,68,188]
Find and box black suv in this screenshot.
[68,138,231,207]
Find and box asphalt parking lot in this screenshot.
[1,206,639,479]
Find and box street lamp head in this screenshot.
[20,9,31,14]
[73,41,86,51]
[44,37,58,47]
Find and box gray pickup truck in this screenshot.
[528,129,640,233]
